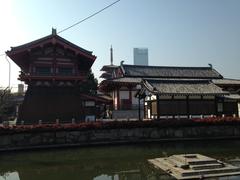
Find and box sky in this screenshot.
[0,0,240,90]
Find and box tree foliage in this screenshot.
[80,69,98,94]
[0,88,12,121]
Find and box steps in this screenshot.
[148,154,240,179]
[190,163,223,170]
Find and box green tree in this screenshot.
[80,69,98,95]
[0,88,13,121]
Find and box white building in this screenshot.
[133,48,148,66]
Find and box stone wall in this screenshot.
[0,125,240,151]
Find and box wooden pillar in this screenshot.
[143,98,146,119]
[238,101,240,117]
[214,96,218,116]
[186,95,190,118]
[138,96,141,121]
[157,94,160,119]
[117,89,120,110]
[53,44,57,76]
[128,86,132,109]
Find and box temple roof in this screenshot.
[111,77,142,83]
[7,33,94,56]
[100,65,119,71]
[100,77,141,87]
[212,78,240,86]
[143,79,228,95]
[224,94,240,100]
[80,94,111,103]
[121,64,223,79]
[6,30,96,70]
[100,72,112,79]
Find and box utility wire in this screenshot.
[58,0,121,34]
[0,1,121,55]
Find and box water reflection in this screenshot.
[0,140,240,180]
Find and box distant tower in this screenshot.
[133,48,148,65]
[99,45,118,80]
[110,45,113,65]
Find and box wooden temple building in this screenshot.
[99,61,240,119]
[6,29,109,124]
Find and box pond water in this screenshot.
[0,140,240,180]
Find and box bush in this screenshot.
[0,117,240,135]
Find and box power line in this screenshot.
[58,0,121,34]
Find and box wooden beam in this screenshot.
[128,87,132,106]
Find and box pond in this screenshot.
[0,140,240,180]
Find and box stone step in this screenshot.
[181,167,240,177]
[150,158,184,176]
[170,154,218,166]
[190,163,224,170]
[151,158,240,177]
[167,157,189,168]
[188,160,219,165]
[149,154,240,180]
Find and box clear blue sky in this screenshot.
[1,0,240,89]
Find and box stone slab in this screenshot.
[148,154,240,180]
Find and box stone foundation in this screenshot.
[0,125,240,151]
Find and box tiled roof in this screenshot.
[143,79,228,95]
[100,65,119,71]
[99,77,141,91]
[100,72,112,79]
[111,77,142,83]
[212,78,240,85]
[122,64,222,79]
[224,94,240,100]
[9,34,93,55]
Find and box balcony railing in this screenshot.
[20,71,87,76]
[19,71,86,81]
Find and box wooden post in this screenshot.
[157,94,160,120]
[187,95,190,119]
[138,96,141,121]
[128,87,132,109]
[117,89,120,110]
[214,96,218,117]
[143,98,146,119]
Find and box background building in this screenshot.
[133,48,148,66]
[99,62,240,120]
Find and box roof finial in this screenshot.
[52,28,57,35]
[208,63,212,68]
[110,45,113,65]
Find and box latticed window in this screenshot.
[35,66,51,75]
[58,67,73,76]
